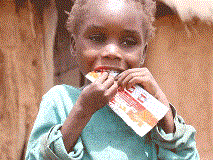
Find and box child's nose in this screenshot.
[101,44,122,60]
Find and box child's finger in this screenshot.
[126,76,147,90]
[116,70,142,86]
[120,72,143,89]
[115,68,143,81]
[102,74,115,89]
[105,81,118,100]
[95,72,109,84]
[127,76,156,96]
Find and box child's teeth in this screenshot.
[96,69,120,73]
[94,69,120,77]
[100,69,110,72]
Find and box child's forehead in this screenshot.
[81,0,145,25]
[71,0,149,42]
[86,0,138,11]
[81,0,146,30]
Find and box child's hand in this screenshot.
[115,68,169,106]
[115,68,175,133]
[61,72,118,152]
[77,72,118,116]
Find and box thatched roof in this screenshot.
[159,0,213,22]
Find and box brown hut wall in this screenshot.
[145,14,213,159]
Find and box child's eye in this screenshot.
[88,34,107,43]
[121,37,138,47]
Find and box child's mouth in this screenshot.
[94,66,122,73]
[94,66,112,73]
[94,67,121,77]
[95,69,110,72]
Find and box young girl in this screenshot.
[26,0,199,159]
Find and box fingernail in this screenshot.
[118,86,122,91]
[126,86,129,90]
[118,86,124,91]
[114,73,121,80]
[117,81,121,86]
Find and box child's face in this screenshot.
[73,0,147,75]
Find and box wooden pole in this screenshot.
[0,0,57,159]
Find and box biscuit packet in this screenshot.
[86,71,169,137]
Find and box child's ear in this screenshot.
[140,44,148,67]
[70,34,76,55]
[143,44,148,58]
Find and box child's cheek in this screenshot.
[125,53,141,68]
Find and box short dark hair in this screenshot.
[66,0,156,43]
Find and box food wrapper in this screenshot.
[86,71,169,137]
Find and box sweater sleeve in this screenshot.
[25,85,84,160]
[151,104,199,160]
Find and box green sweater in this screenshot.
[25,84,199,160]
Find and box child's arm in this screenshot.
[60,72,118,153]
[25,85,85,159]
[116,67,199,159]
[25,72,118,159]
[151,104,199,159]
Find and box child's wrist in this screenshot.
[74,101,95,118]
[158,106,175,133]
